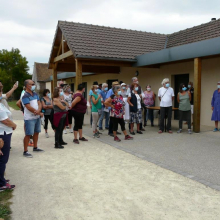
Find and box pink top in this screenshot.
[143,91,154,106]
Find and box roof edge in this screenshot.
[76,55,136,62]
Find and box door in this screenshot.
[174,74,189,120]
[70,83,74,92]
[107,79,118,89]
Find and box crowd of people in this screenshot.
[0,77,220,190]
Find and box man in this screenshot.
[158,78,175,134]
[22,79,44,158]
[0,81,18,110]
[106,81,121,136]
[99,83,109,131]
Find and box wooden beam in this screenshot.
[51,80,54,93]
[54,50,73,63]
[52,64,58,91]
[81,61,132,67]
[75,59,82,90]
[193,58,201,133]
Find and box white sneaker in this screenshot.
[63,129,67,134]
[45,133,49,138]
[69,129,73,133]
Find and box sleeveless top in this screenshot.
[91,93,102,112]
[179,92,191,111]
[42,97,52,115]
[53,102,67,114]
[143,91,154,106]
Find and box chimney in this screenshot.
[211,18,216,21]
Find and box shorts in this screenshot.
[191,105,194,114]
[24,118,41,135]
[130,109,142,124]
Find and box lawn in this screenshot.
[7,101,20,110]
[0,189,13,220]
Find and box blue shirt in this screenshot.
[106,89,114,110]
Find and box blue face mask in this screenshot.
[104,87,108,91]
[118,91,122,95]
[182,87,187,91]
[47,93,51,98]
[188,85,191,88]
[135,87,138,91]
[60,92,64,96]
[95,89,99,93]
[165,83,170,88]
[122,87,126,90]
[31,85,36,91]
[217,85,220,89]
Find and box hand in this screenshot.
[212,107,214,111]
[12,124,17,130]
[111,105,114,109]
[0,138,4,149]
[98,94,102,99]
[0,150,3,156]
[34,110,41,115]
[40,113,44,117]
[13,83,18,90]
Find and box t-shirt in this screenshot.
[1,94,10,110]
[91,93,102,112]
[0,103,13,135]
[72,93,87,114]
[158,87,175,107]
[22,92,40,120]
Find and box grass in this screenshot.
[0,189,13,220]
[7,101,20,111]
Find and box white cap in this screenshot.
[121,83,126,86]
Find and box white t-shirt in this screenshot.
[0,103,13,135]
[158,87,175,107]
[1,94,10,110]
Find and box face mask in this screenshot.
[117,91,122,95]
[136,81,139,84]
[0,96,2,100]
[122,87,126,90]
[60,92,64,96]
[147,88,151,91]
[135,87,138,91]
[165,83,170,88]
[217,85,220,89]
[104,87,108,91]
[95,89,99,93]
[47,93,51,98]
[188,85,191,88]
[31,85,36,91]
[67,89,71,92]
[182,87,187,91]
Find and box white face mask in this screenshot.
[147,88,151,91]
[217,85,220,89]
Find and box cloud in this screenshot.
[0,0,219,74]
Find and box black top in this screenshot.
[189,87,194,105]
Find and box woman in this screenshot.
[91,85,102,138]
[211,81,220,131]
[53,87,69,149]
[0,99,16,190]
[63,85,73,134]
[177,83,192,134]
[104,85,133,142]
[121,83,130,122]
[143,85,155,127]
[71,84,88,144]
[127,83,145,135]
[41,89,55,138]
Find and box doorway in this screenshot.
[174,74,189,120]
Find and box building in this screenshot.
[47,19,220,131]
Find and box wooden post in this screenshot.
[193,58,201,133]
[51,80,53,93]
[52,64,57,91]
[75,59,82,90]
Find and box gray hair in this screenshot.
[161,78,169,85]
[24,79,30,87]
[113,85,121,93]
[102,83,108,87]
[132,77,137,82]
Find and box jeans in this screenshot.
[0,132,12,187]
[108,117,114,134]
[144,106,154,125]
[160,106,172,132]
[55,114,66,144]
[24,118,41,135]
[99,109,109,129]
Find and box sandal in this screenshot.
[0,183,15,191]
[79,137,88,141]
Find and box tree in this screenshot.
[0,48,31,99]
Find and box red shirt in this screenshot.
[72,93,87,114]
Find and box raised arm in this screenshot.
[6,83,18,99]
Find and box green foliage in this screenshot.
[0,48,31,99]
[0,189,13,219]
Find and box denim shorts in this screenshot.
[24,118,41,135]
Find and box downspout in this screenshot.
[164,36,169,49]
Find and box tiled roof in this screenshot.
[167,19,220,48]
[34,63,53,81]
[58,21,167,60]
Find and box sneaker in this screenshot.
[45,133,49,138]
[125,135,133,140]
[168,130,173,134]
[33,148,44,152]
[93,132,100,138]
[23,151,33,158]
[177,129,182,133]
[158,130,163,134]
[114,136,121,142]
[60,141,67,145]
[63,129,67,134]
[213,128,218,132]
[79,137,88,141]
[130,131,135,135]
[137,131,143,134]
[73,139,79,144]
[188,129,192,134]
[69,129,73,133]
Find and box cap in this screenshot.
[121,83,126,86]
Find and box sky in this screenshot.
[0,0,219,74]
